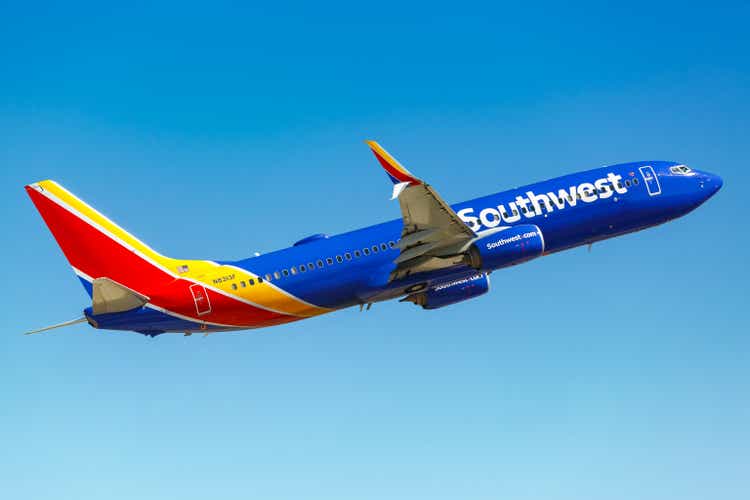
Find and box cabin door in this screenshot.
[189,284,212,316]
[639,166,661,196]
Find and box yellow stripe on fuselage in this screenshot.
[201,264,330,317]
[36,180,330,318]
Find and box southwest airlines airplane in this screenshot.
[25,141,722,336]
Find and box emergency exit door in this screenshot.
[639,165,661,196]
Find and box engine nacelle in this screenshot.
[404,273,490,310]
[466,224,544,271]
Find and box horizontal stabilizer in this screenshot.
[25,317,87,335]
[92,278,149,314]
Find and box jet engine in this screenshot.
[466,224,544,271]
[403,273,490,310]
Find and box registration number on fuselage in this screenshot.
[212,273,235,285]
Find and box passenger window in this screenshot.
[231,283,238,290]
[326,257,334,265]
[249,278,255,285]
[345,252,352,260]
[274,271,280,279]
[363,248,370,256]
[257,277,263,283]
[380,243,387,251]
[299,265,307,273]
[389,241,396,248]
[336,255,343,263]
[290,267,297,275]
[265,274,272,281]
[307,263,314,271]
[633,178,639,185]
[317,259,324,268]
[282,269,289,277]
[372,245,379,253]
[354,250,361,258]
[522,207,528,213]
[625,180,631,187]
[240,281,246,288]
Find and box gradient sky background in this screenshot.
[1,2,748,499]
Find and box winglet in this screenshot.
[365,141,423,189]
[390,181,411,200]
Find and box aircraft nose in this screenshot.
[712,173,723,193]
[701,172,723,196]
[693,171,723,205]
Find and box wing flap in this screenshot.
[394,241,441,264]
[397,228,442,250]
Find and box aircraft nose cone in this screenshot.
[703,172,723,195]
[698,171,722,201]
[712,174,723,194]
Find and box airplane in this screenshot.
[25,141,722,336]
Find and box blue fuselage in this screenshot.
[226,160,722,310]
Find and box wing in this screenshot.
[366,141,477,281]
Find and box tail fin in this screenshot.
[25,180,179,297]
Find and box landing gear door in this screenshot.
[639,165,661,196]
[189,284,212,316]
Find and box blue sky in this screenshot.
[1,2,748,499]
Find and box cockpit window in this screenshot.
[670,165,694,176]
